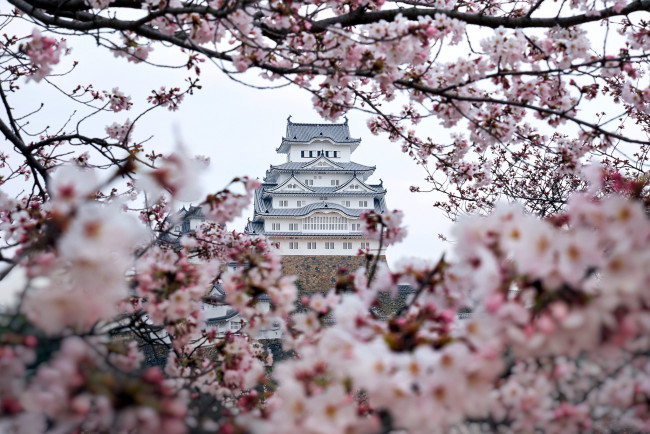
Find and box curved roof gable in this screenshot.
[334,175,381,193]
[269,160,375,173]
[303,154,343,170]
[266,174,314,193]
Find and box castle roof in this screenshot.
[269,160,374,173]
[262,186,386,196]
[277,118,361,153]
[251,188,387,220]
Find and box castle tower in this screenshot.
[245,117,388,292]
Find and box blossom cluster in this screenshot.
[23,30,66,82]
[360,209,407,246]
[453,191,650,359]
[20,337,187,434]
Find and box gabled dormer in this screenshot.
[336,174,384,194]
[267,174,314,193]
[303,154,343,170]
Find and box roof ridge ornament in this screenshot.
[344,116,348,125]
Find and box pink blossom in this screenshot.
[138,143,208,202]
[24,29,66,82]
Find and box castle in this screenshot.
[244,117,388,292]
[156,119,405,355]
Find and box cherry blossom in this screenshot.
[23,29,66,82]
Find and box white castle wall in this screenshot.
[271,237,380,256]
[287,141,352,162]
[271,195,374,208]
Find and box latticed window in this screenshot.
[307,242,317,249]
[272,223,281,230]
[303,215,349,231]
[360,242,370,249]
[359,200,368,207]
[343,242,352,249]
[325,242,334,249]
[289,242,299,249]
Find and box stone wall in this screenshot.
[281,255,386,292]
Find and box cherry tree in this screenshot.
[1,0,650,432]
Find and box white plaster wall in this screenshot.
[272,193,374,209]
[264,215,365,234]
[300,173,352,187]
[271,237,383,256]
[203,304,233,319]
[274,173,353,189]
[264,218,303,232]
[189,218,205,230]
[288,142,352,162]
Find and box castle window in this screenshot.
[289,223,299,231]
[272,223,281,230]
[308,242,317,249]
[325,151,330,157]
[359,200,368,207]
[305,179,314,186]
[296,201,305,207]
[301,151,305,158]
[289,242,299,250]
[303,216,348,231]
[325,242,334,249]
[333,151,339,158]
[342,200,351,207]
[231,321,241,330]
[360,242,370,249]
[350,185,360,190]
[352,223,361,231]
[309,151,314,157]
[279,200,289,207]
[331,180,339,186]
[343,242,352,249]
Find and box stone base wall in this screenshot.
[281,255,387,293]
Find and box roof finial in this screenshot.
[379,178,383,186]
[343,115,348,125]
[287,115,292,124]
[353,170,357,177]
[291,170,295,177]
